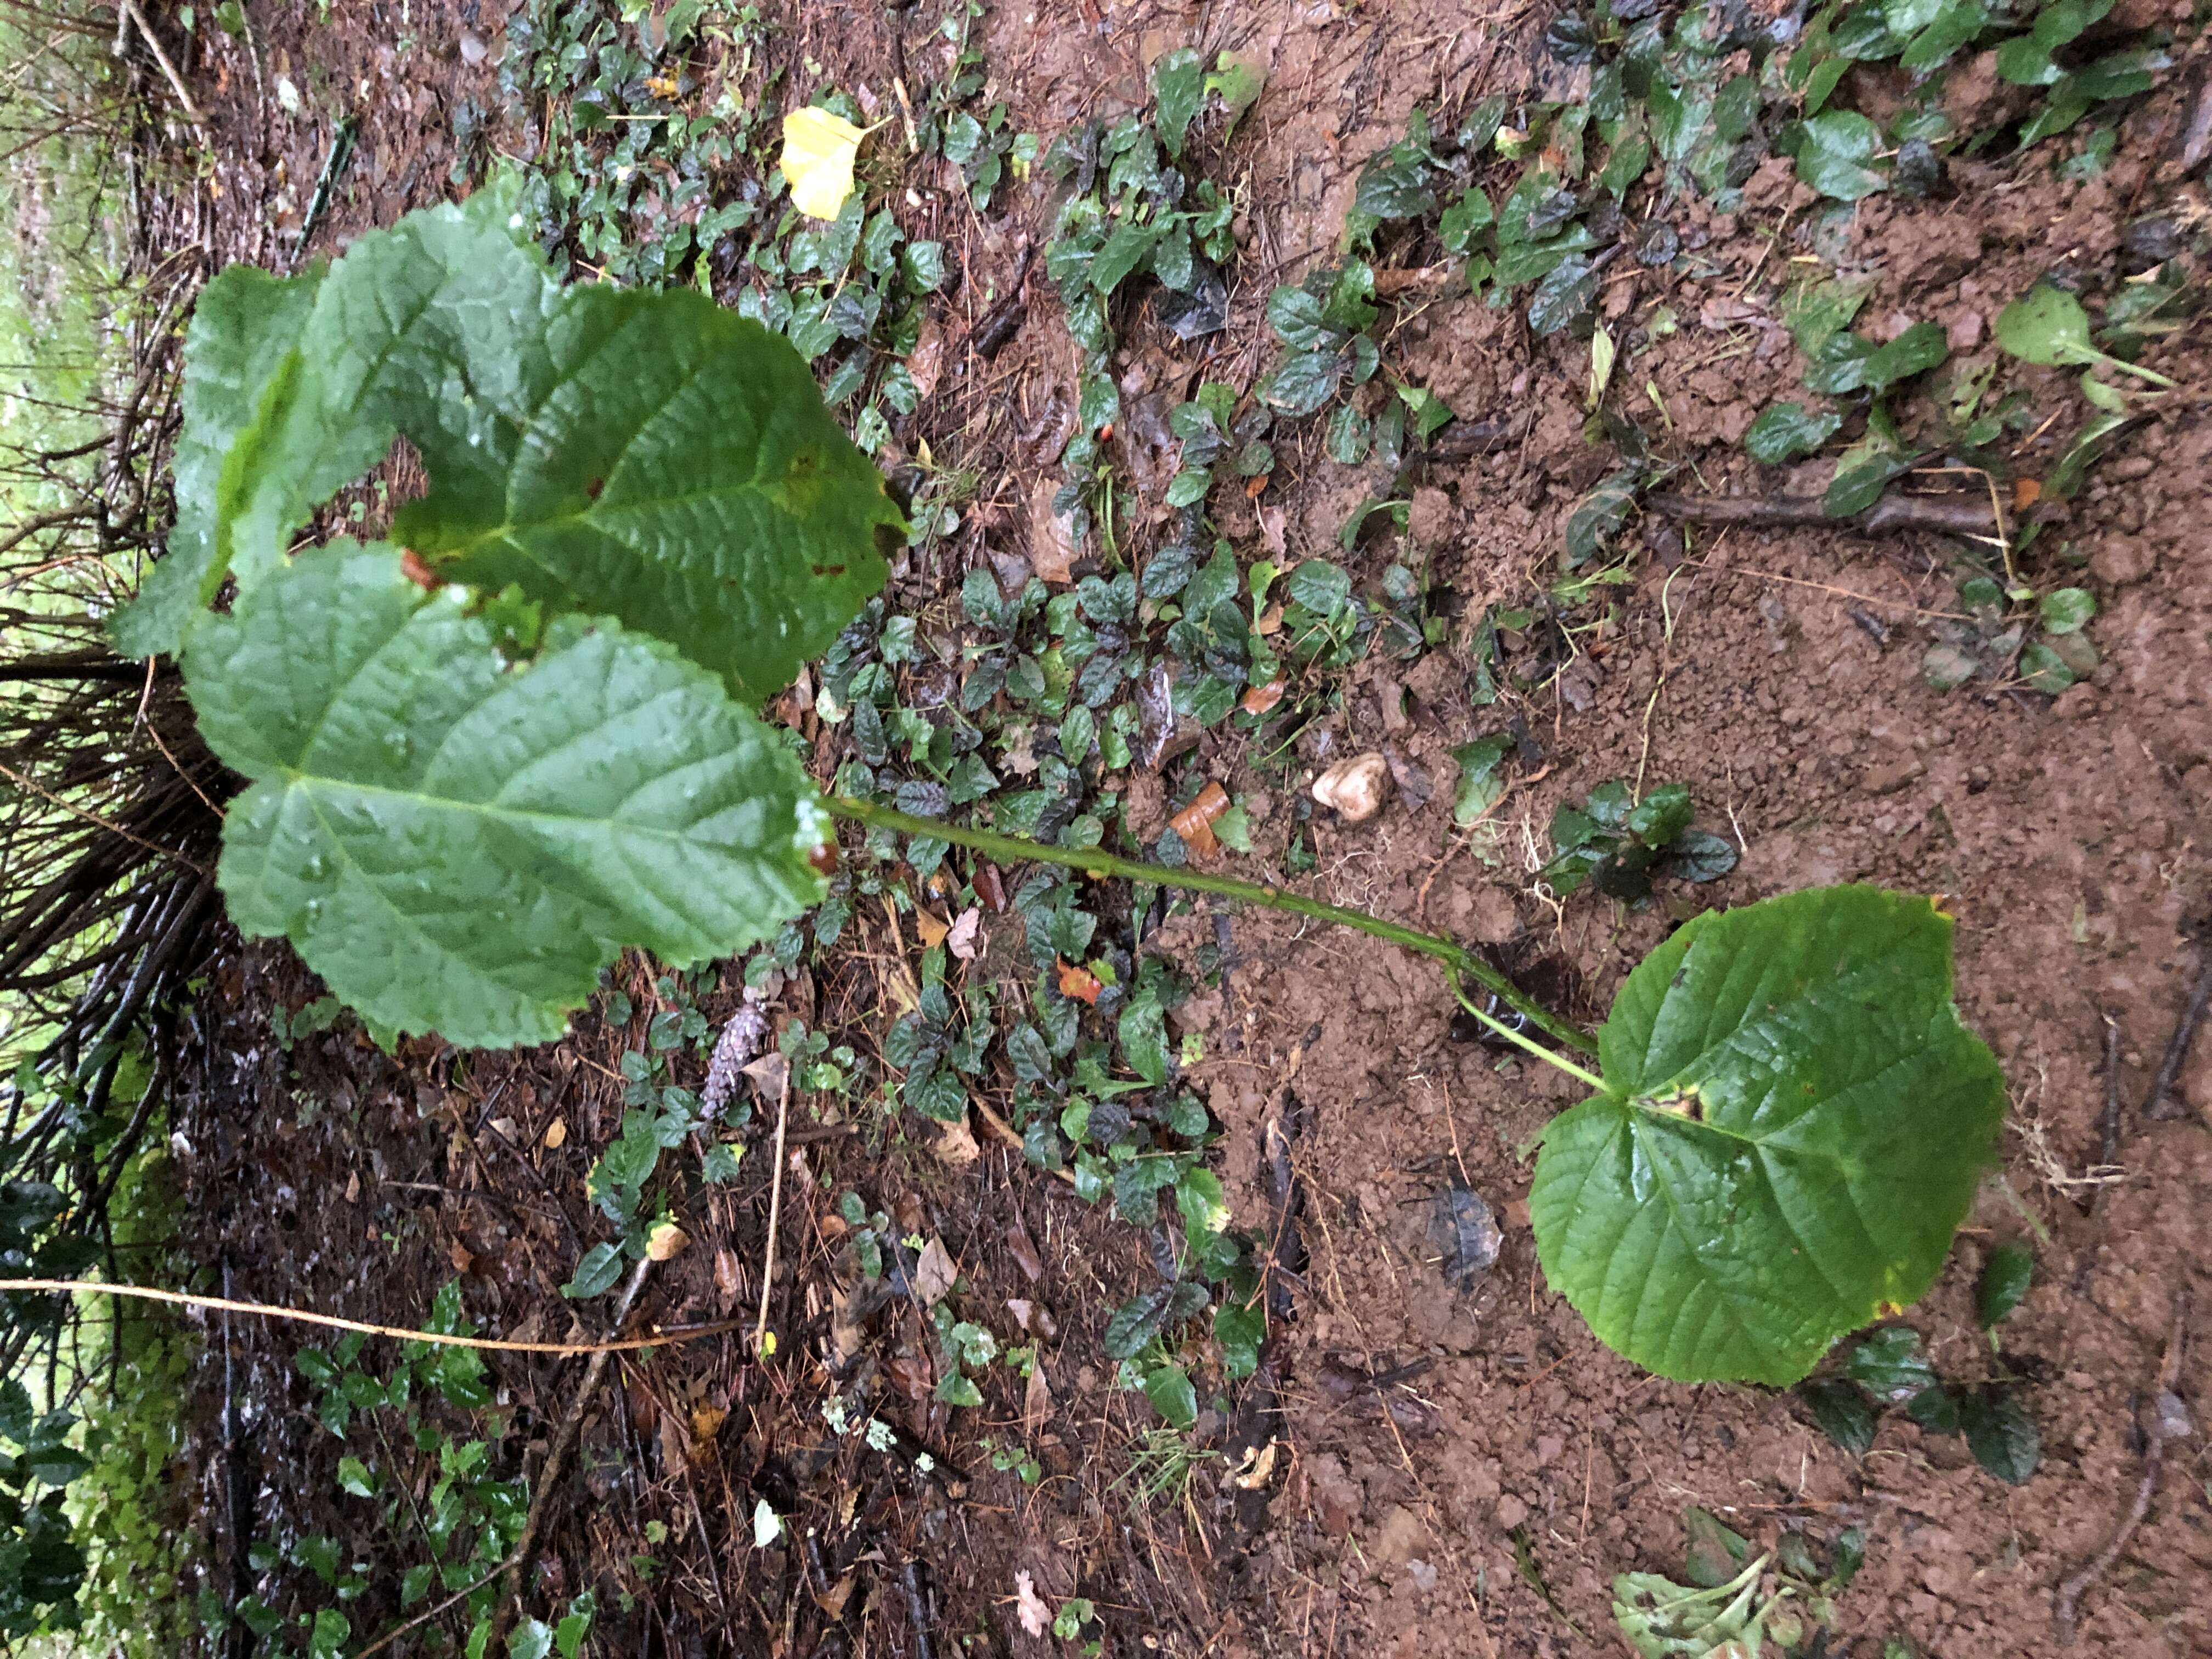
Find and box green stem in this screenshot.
[824,795,1600,1061]
[1447,973,1605,1093]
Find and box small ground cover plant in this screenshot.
[111,185,2016,1391]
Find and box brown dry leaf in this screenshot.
[1023,1359,1054,1434]
[1169,781,1231,856]
[543,1116,568,1149]
[691,1404,728,1446]
[2013,477,2042,511]
[914,1237,958,1305]
[1252,602,1284,637]
[1028,477,1081,584]
[646,1221,689,1262]
[658,1405,689,1471]
[816,1570,859,1621]
[1015,1569,1053,1638]
[914,907,951,951]
[944,905,982,961]
[448,1239,475,1273]
[343,1169,360,1204]
[1003,1224,1043,1282]
[908,318,946,398]
[1256,503,1287,561]
[714,1246,744,1310]
[742,1051,789,1100]
[933,1114,981,1165]
[1055,958,1103,1006]
[1240,678,1286,716]
[884,1352,934,1400]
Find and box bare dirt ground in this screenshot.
[139,0,2212,1654]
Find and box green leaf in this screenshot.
[1961,1389,2039,1483]
[1996,283,2096,368]
[934,1370,984,1408]
[1862,321,1950,391]
[1451,736,1513,827]
[1683,1506,1750,1589]
[508,1621,555,1659]
[187,544,828,1047]
[109,264,331,658]
[1790,110,1887,200]
[1565,468,1640,566]
[1215,1299,1265,1378]
[1799,1378,1877,1453]
[2041,587,2098,635]
[562,1243,625,1299]
[1530,887,2007,1385]
[1978,1241,2033,1327]
[1153,48,1206,159]
[336,1455,378,1498]
[137,189,899,704]
[1745,402,1843,465]
[1103,1280,1209,1359]
[2017,641,2076,695]
[1845,1325,1938,1400]
[1143,1362,1199,1429]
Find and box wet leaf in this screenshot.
[1799,1378,1877,1453]
[1153,48,1206,159]
[1961,1389,2039,1483]
[1528,255,1600,336]
[1790,110,1886,200]
[1532,891,2005,1385]
[1746,402,1843,464]
[1846,1327,1938,1401]
[1102,1279,1209,1359]
[1683,1505,1750,1589]
[1978,1240,2033,1327]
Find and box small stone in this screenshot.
[458,31,488,64]
[1858,757,1923,795]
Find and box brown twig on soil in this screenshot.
[1647,489,2004,539]
[2139,946,2212,1121]
[754,1059,792,1357]
[2053,1288,2193,1642]
[0,1276,742,1353]
[2089,1012,2124,1216]
[115,0,205,126]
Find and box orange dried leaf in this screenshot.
[2012,477,2041,511]
[398,549,444,590]
[1244,473,1269,498]
[1169,782,1231,857]
[1056,958,1103,1005]
[1241,678,1286,715]
[914,907,951,950]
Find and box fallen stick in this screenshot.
[0,1276,739,1354]
[1647,489,2004,538]
[2053,1288,2192,1641]
[2140,947,2212,1121]
[115,0,206,128]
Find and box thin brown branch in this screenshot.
[1647,489,2006,538]
[2053,1288,2192,1640]
[2140,947,2212,1121]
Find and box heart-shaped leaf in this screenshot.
[1531,887,2005,1385]
[187,543,829,1047]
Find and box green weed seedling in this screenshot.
[1540,778,1738,902]
[126,183,2009,1388]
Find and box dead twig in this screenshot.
[2053,1288,2193,1641]
[115,0,205,127]
[1647,489,2004,539]
[2140,946,2212,1121]
[0,1276,738,1354]
[754,1057,792,1357]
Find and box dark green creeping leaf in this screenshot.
[1103,1280,1210,1360]
[1845,1325,1938,1400]
[1531,888,2007,1385]
[1153,48,1206,159]
[1683,1506,1750,1589]
[1788,110,1886,201]
[1977,1240,2033,1327]
[1961,1388,2039,1483]
[1746,402,1844,464]
[1799,1378,1877,1453]
[1905,1382,1961,1434]
[120,188,900,704]
[1565,468,1641,567]
[185,543,829,1047]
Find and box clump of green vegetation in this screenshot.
[1541,779,1738,902]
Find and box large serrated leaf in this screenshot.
[1530,887,2005,1385]
[123,187,900,703]
[184,542,828,1047]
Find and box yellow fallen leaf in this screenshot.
[781,106,885,221]
[646,1221,690,1261]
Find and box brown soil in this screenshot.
[143,0,2212,1655]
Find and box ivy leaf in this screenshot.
[129,188,899,704]
[1204,50,1266,140]
[1961,1389,2039,1483]
[1565,467,1640,566]
[1215,1299,1265,1377]
[1153,48,1206,159]
[1799,1378,1877,1453]
[1450,735,1513,826]
[1530,887,2007,1385]
[1977,1240,2033,1327]
[1745,402,1843,464]
[1789,110,1887,201]
[1102,1280,1210,1359]
[185,543,830,1048]
[1143,1362,1199,1429]
[562,1243,625,1300]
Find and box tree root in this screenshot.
[1646,489,2005,538]
[2053,1288,2193,1641]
